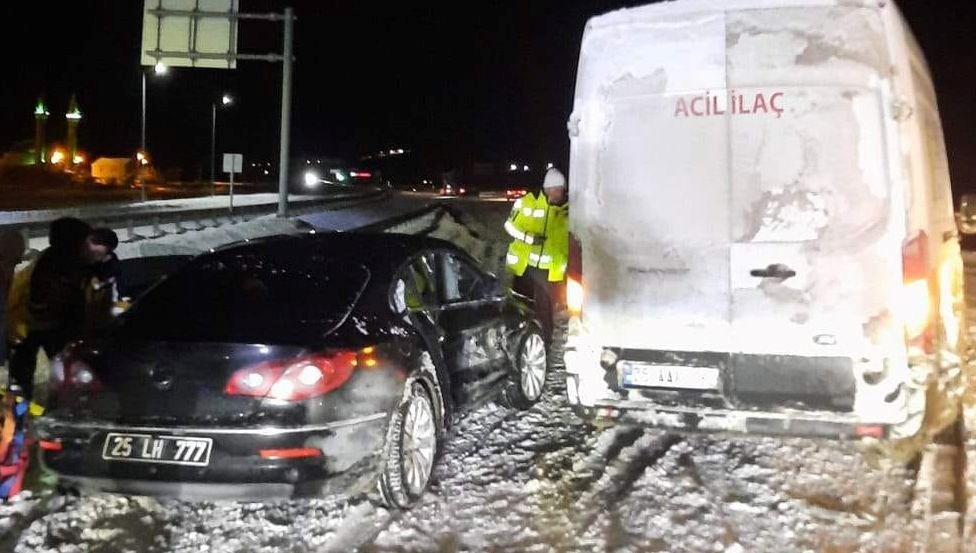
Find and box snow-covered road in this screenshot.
[0,199,950,552]
[2,365,925,552]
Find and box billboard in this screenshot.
[141,0,240,69]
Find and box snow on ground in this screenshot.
[0,200,939,552]
[1,364,923,553]
[112,216,306,259]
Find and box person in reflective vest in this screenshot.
[505,167,569,344]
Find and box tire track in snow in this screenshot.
[566,425,645,492]
[674,440,748,549]
[572,429,682,534]
[316,499,396,553]
[0,493,73,552]
[436,402,523,468]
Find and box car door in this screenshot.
[435,250,509,407]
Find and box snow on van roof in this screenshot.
[586,0,887,29]
[572,0,893,100]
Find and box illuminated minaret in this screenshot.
[33,98,49,165]
[65,94,82,167]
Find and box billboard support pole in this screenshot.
[142,3,295,216]
[277,7,294,218]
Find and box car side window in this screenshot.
[440,252,484,303]
[392,253,439,312]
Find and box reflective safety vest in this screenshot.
[5,261,35,345]
[504,192,568,282]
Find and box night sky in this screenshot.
[0,1,973,192]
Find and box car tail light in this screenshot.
[51,355,103,393]
[259,447,322,460]
[901,231,934,351]
[39,439,63,452]
[567,233,584,314]
[226,348,375,401]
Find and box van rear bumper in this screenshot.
[563,344,902,440]
[570,395,889,439]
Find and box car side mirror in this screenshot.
[959,193,976,234]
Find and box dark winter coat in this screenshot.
[27,248,88,336]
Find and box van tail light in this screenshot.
[225,348,374,401]
[567,233,584,314]
[567,277,584,315]
[902,230,929,282]
[901,231,934,352]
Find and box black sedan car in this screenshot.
[35,233,548,507]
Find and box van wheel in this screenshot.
[376,382,438,509]
[501,330,548,409]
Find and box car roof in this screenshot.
[209,231,465,271]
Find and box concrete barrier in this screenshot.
[0,187,387,252]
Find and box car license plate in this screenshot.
[102,433,213,467]
[619,362,720,390]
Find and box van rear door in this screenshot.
[573,10,732,356]
[724,7,901,413]
[572,5,904,414]
[726,85,896,412]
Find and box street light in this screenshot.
[211,93,234,195]
[140,63,168,202]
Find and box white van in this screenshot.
[564,0,964,439]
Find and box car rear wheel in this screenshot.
[502,330,548,409]
[377,382,437,509]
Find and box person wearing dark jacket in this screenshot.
[7,218,95,401]
[82,228,121,336]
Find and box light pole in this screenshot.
[140,61,167,202]
[210,94,233,196]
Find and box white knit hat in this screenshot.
[542,168,566,189]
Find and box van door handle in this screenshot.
[750,264,796,279]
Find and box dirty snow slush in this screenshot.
[0,202,935,552]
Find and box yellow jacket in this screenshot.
[504,192,568,282]
[6,261,35,345]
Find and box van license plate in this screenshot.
[102,433,212,467]
[619,362,719,390]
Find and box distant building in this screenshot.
[91,157,133,185]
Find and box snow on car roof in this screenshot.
[211,231,462,268]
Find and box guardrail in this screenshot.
[0,187,388,247]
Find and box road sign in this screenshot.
[139,3,295,217]
[222,153,243,174]
[222,153,242,213]
[142,0,240,69]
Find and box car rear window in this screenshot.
[119,250,370,344]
